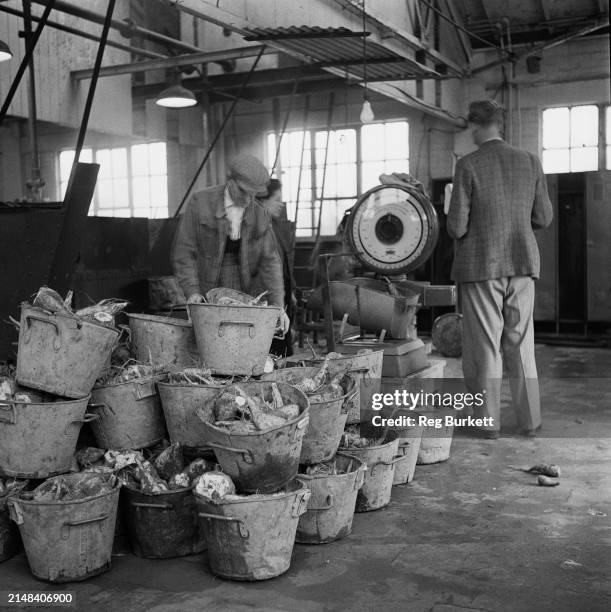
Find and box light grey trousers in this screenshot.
[460,276,541,432]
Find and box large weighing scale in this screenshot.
[313,180,456,377]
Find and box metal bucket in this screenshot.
[262,367,354,464]
[123,486,206,559]
[417,424,454,465]
[1,494,21,562]
[0,396,94,478]
[296,453,366,544]
[158,381,222,451]
[195,480,310,580]
[16,305,119,399]
[304,350,384,424]
[88,378,166,450]
[340,436,400,512]
[198,382,309,493]
[128,313,198,368]
[188,303,281,376]
[393,427,424,485]
[8,484,120,582]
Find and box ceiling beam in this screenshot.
[71,46,272,80]
[470,17,609,75]
[442,0,473,62]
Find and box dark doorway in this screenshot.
[557,173,587,326]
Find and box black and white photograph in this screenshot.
[0,1,609,610]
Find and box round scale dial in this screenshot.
[345,184,439,274]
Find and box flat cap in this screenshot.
[467,99,504,125]
[227,154,270,196]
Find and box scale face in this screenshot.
[345,183,439,274]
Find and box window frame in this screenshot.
[541,103,603,174]
[58,141,169,219]
[268,119,410,237]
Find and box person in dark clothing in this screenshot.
[262,179,296,357]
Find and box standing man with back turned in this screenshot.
[447,100,553,439]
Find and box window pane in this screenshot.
[132,177,150,208]
[384,158,409,175]
[607,107,611,145]
[320,199,338,236]
[111,148,128,178]
[570,105,598,147]
[150,176,168,208]
[607,146,611,170]
[362,161,385,191]
[385,122,409,159]
[97,180,114,207]
[361,124,385,160]
[570,147,598,172]
[149,142,167,175]
[131,144,150,176]
[112,208,131,218]
[334,129,357,163]
[96,150,113,178]
[113,178,130,207]
[335,163,357,197]
[543,108,569,149]
[542,148,570,174]
[296,207,312,232]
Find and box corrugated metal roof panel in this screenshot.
[243,26,437,80]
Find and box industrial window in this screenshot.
[542,105,599,174]
[361,121,410,191]
[268,120,409,237]
[58,142,168,218]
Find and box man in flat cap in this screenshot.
[172,153,288,330]
[447,100,553,438]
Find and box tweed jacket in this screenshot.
[447,139,553,283]
[172,185,285,307]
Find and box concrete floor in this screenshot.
[1,345,610,612]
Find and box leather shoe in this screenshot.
[517,425,542,438]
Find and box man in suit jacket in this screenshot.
[447,100,553,438]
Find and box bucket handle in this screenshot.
[0,402,17,424]
[65,412,99,435]
[134,379,157,400]
[61,514,109,540]
[204,442,254,464]
[87,402,115,416]
[23,314,63,351]
[369,456,405,477]
[292,415,309,443]
[307,493,334,511]
[7,499,23,525]
[291,489,311,517]
[354,465,367,490]
[218,321,255,339]
[198,512,249,539]
[131,501,173,510]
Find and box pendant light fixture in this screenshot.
[359,0,375,123]
[0,39,12,62]
[155,71,197,108]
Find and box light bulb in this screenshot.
[360,98,375,123]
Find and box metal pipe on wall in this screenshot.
[22,0,44,200]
